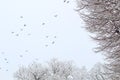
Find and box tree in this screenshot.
[14,63,49,80]
[14,59,115,80]
[89,63,108,80]
[76,0,120,76]
[88,63,120,80]
[14,59,88,80]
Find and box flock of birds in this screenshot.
[0,52,9,71]
[11,16,30,37]
[0,0,70,72]
[0,50,30,72]
[64,0,70,3]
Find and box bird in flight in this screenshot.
[6,69,8,71]
[52,41,55,44]
[20,16,23,18]
[11,32,14,34]
[1,52,5,54]
[67,1,69,3]
[25,50,29,52]
[4,58,7,61]
[54,36,57,38]
[46,36,49,38]
[64,0,66,2]
[6,61,8,63]
[45,44,48,47]
[42,23,45,25]
[27,33,31,36]
[16,34,19,36]
[54,14,58,18]
[20,55,23,57]
[20,29,23,31]
[24,24,26,27]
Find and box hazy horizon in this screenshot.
[0,0,104,80]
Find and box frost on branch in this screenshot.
[76,0,120,74]
[76,0,120,53]
[14,59,88,80]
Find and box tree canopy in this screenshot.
[76,0,120,76]
[14,59,117,80]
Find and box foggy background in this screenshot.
[0,0,104,80]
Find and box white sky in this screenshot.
[0,0,104,80]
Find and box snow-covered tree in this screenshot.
[14,59,115,80]
[88,63,120,80]
[14,59,88,80]
[14,63,49,80]
[47,59,74,80]
[89,63,107,80]
[76,0,120,75]
[72,66,88,80]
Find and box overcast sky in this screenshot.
[0,0,104,80]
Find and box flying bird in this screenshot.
[20,29,23,31]
[54,36,57,38]
[54,14,58,18]
[4,58,7,61]
[20,55,23,57]
[11,32,14,34]
[24,24,26,27]
[6,69,8,71]
[16,34,19,36]
[46,36,49,38]
[52,41,55,44]
[6,62,8,63]
[25,50,28,52]
[42,23,45,25]
[1,52,5,54]
[45,44,48,47]
[64,0,66,2]
[67,1,69,3]
[27,33,31,36]
[35,58,39,61]
[20,16,23,18]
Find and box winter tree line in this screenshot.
[14,59,117,80]
[14,0,120,80]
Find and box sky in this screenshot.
[0,0,104,80]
